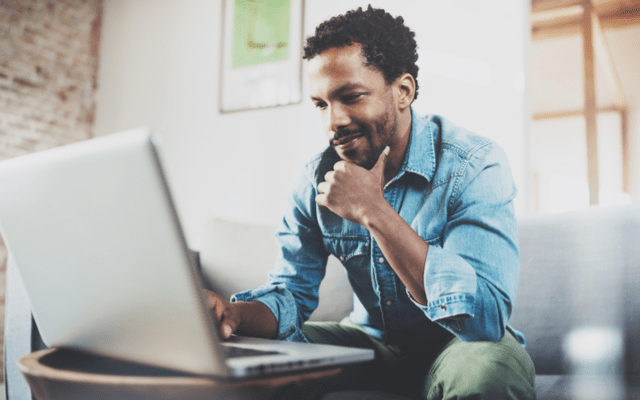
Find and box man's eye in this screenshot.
[314,102,327,110]
[344,94,363,103]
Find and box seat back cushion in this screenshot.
[199,218,353,323]
[511,203,640,375]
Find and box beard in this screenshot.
[333,110,397,170]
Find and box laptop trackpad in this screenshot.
[222,345,283,359]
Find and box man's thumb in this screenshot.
[372,146,390,178]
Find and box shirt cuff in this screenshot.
[416,244,478,320]
[231,286,309,342]
[407,289,475,320]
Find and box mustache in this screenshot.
[330,126,368,146]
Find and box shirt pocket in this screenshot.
[323,237,372,295]
[408,206,446,247]
[322,237,370,266]
[424,234,442,246]
[411,221,443,247]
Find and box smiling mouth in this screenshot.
[331,133,363,147]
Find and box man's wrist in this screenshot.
[235,301,278,339]
[361,200,396,232]
[234,301,257,334]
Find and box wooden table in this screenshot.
[18,348,342,400]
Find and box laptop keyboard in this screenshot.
[223,345,283,359]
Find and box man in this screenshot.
[207,6,535,399]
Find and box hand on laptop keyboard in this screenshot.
[204,290,278,340]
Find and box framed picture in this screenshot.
[219,0,304,113]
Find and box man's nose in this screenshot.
[327,104,350,133]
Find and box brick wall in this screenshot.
[0,0,103,381]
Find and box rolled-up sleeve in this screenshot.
[231,168,328,342]
[232,285,309,342]
[408,143,520,342]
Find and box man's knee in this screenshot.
[302,321,372,347]
[424,335,535,400]
[445,357,532,399]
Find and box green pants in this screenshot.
[302,319,535,400]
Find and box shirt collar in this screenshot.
[397,108,436,183]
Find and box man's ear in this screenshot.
[396,73,415,110]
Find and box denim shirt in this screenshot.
[233,109,523,346]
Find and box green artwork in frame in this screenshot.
[220,0,303,112]
[232,0,291,68]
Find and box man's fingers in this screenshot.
[317,181,329,194]
[206,291,222,309]
[371,146,390,180]
[317,180,334,208]
[324,170,335,183]
[204,290,237,339]
[221,324,233,339]
[333,160,347,172]
[220,316,237,339]
[216,307,238,339]
[315,193,328,207]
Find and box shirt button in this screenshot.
[385,300,392,306]
[378,257,385,264]
[440,304,447,311]
[339,256,345,262]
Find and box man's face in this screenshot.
[307,44,398,170]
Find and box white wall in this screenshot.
[94,0,529,249]
[628,107,640,200]
[529,25,640,206]
[604,25,640,202]
[530,112,630,214]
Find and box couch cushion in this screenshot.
[199,218,353,322]
[510,203,640,375]
[323,390,414,400]
[534,375,569,399]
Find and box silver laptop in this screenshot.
[0,128,373,378]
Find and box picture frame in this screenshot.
[219,0,304,113]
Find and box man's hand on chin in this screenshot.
[316,146,391,227]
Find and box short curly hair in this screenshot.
[303,5,419,99]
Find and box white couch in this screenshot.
[198,218,353,323]
[198,203,640,399]
[6,203,640,399]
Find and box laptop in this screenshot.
[0,128,374,378]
